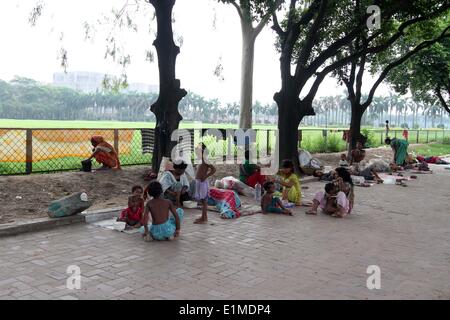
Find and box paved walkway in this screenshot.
[1,166,449,300]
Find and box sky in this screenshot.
[0,0,391,105]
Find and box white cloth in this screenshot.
[159,171,190,194]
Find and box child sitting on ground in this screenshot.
[194,143,216,224]
[339,154,349,167]
[117,185,145,228]
[306,183,349,218]
[261,181,292,215]
[274,159,302,206]
[140,181,183,241]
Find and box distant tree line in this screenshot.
[0,77,448,128]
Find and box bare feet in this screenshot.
[194,217,208,224]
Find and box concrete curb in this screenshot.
[0,207,122,238]
[0,177,320,238]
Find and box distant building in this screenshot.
[52,71,158,94]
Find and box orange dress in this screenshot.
[91,136,121,169]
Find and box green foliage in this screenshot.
[437,124,445,129]
[401,123,409,129]
[361,128,377,148]
[218,0,281,22]
[301,134,346,154]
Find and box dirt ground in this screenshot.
[0,145,421,224]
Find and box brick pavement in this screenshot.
[0,166,449,299]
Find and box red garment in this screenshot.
[91,136,121,169]
[402,130,409,140]
[120,207,144,222]
[246,171,266,188]
[417,156,439,164]
[209,188,241,218]
[342,130,350,142]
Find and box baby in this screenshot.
[339,154,349,167]
[140,181,183,241]
[261,181,292,215]
[117,185,145,228]
[194,143,216,224]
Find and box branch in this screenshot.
[229,0,243,20]
[254,0,284,36]
[307,2,450,79]
[271,11,285,37]
[363,26,450,108]
[343,58,357,99]
[286,0,298,32]
[436,87,450,114]
[295,0,328,75]
[355,38,367,103]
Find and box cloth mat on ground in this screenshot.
[378,173,413,181]
[91,218,141,234]
[204,203,261,217]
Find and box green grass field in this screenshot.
[410,144,450,157]
[1,119,449,175]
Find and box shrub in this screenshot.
[437,124,445,129]
[400,123,409,129]
[301,134,346,154]
[443,137,450,145]
[361,128,377,148]
[326,134,344,153]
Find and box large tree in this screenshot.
[218,0,283,129]
[334,5,450,150]
[385,17,450,114]
[148,0,187,172]
[271,0,449,168]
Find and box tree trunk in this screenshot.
[239,22,256,130]
[348,100,365,153]
[275,86,312,173]
[150,0,187,172]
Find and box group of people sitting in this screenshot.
[87,133,446,242]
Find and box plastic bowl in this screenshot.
[183,201,198,209]
[113,221,126,231]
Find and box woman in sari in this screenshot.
[307,167,354,216]
[159,161,191,207]
[385,137,409,166]
[86,136,121,170]
[239,150,266,188]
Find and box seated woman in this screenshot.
[275,159,302,206]
[334,167,355,213]
[385,137,409,166]
[159,161,191,207]
[86,136,121,170]
[239,150,266,188]
[307,183,349,218]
